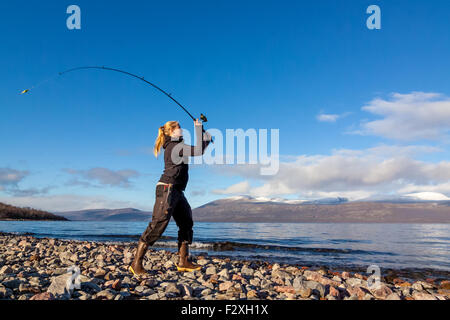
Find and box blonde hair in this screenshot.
[154,121,179,157]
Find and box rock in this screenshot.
[135,285,146,293]
[272,269,292,280]
[217,269,230,280]
[96,289,117,300]
[94,268,106,278]
[0,286,13,299]
[412,282,424,291]
[341,272,350,279]
[370,284,394,300]
[205,266,217,275]
[232,274,244,281]
[47,274,73,298]
[164,283,180,295]
[0,266,13,274]
[303,270,340,287]
[328,286,340,298]
[247,290,258,299]
[305,281,325,297]
[164,260,174,269]
[440,280,450,290]
[30,292,55,300]
[249,278,260,286]
[81,281,102,293]
[3,279,22,289]
[293,276,306,290]
[297,287,312,299]
[241,265,254,277]
[197,259,209,266]
[179,284,192,297]
[200,288,212,296]
[346,278,364,287]
[111,279,121,290]
[386,293,401,300]
[219,281,234,292]
[412,291,437,300]
[346,286,369,300]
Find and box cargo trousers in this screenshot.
[140,183,194,246]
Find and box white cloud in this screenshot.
[404,192,450,201]
[356,92,450,141]
[211,145,450,200]
[213,181,250,195]
[317,114,340,122]
[0,168,28,187]
[63,167,140,188]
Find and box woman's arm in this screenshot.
[182,119,211,157]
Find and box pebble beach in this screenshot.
[0,232,449,301]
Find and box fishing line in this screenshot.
[20,66,211,133]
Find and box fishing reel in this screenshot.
[199,113,214,143]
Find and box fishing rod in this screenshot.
[21,66,212,139]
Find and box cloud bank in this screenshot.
[356,92,450,141]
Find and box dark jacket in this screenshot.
[158,124,211,191]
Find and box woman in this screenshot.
[129,119,212,278]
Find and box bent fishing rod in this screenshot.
[21,65,212,139]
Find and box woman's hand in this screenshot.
[194,118,202,126]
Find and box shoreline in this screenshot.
[0,232,449,300]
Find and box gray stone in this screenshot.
[293,276,306,290]
[47,274,73,298]
[305,280,325,297]
[81,281,102,293]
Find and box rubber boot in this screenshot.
[176,241,201,272]
[129,240,149,279]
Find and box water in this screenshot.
[1,221,449,275]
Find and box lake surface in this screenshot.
[1,221,449,275]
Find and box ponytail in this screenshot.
[154,126,165,157]
[153,121,179,157]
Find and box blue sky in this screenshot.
[1,0,450,211]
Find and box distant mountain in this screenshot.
[192,196,450,223]
[57,207,151,221]
[0,202,68,221]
